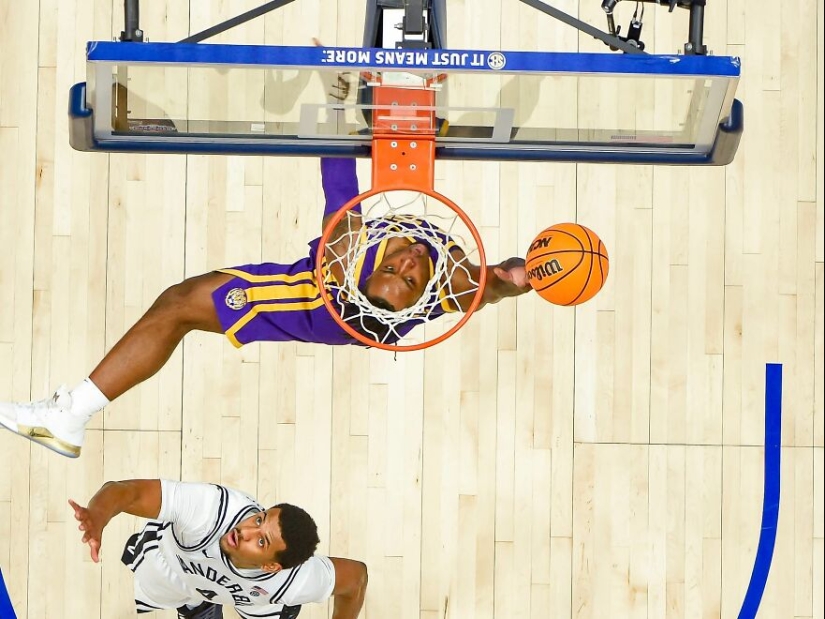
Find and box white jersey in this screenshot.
[121,480,335,617]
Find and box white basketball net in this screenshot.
[323,191,481,344]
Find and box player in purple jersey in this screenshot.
[0,157,531,458]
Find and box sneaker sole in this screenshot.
[0,418,81,458]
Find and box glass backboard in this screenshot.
[70,43,742,165]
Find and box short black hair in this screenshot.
[273,503,320,569]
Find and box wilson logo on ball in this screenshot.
[527,259,563,281]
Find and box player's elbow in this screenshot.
[353,560,368,591]
[331,556,369,600]
[346,560,368,600]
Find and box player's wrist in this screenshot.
[497,256,525,271]
[86,503,115,529]
[89,481,131,523]
[507,258,532,293]
[491,264,530,295]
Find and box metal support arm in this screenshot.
[179,0,298,43]
[522,0,709,55]
[120,0,144,41]
[518,0,646,54]
[603,0,708,54]
[685,0,707,54]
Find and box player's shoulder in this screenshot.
[164,480,242,510]
[276,554,333,579]
[221,483,258,504]
[287,555,335,589]
[164,482,263,551]
[303,554,334,571]
[266,555,335,606]
[175,481,257,503]
[215,485,264,527]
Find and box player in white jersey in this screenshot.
[68,479,367,619]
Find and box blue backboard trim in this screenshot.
[86,42,740,77]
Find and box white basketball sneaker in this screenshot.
[0,386,86,458]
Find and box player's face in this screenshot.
[219,507,287,571]
[364,241,430,310]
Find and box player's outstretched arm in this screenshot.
[448,252,532,312]
[320,158,364,283]
[320,158,362,232]
[68,479,162,563]
[483,256,532,304]
[328,557,368,619]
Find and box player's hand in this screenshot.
[312,38,351,102]
[493,257,531,290]
[68,498,106,563]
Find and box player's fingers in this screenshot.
[335,76,350,98]
[312,37,323,47]
[73,509,89,523]
[90,540,101,563]
[510,267,529,288]
[68,499,82,518]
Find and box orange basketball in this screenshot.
[525,223,609,306]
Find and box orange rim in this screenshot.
[315,185,487,352]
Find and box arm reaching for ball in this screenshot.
[447,252,532,312]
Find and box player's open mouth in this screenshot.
[226,528,238,548]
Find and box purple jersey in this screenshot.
[213,223,458,347]
[213,242,349,347]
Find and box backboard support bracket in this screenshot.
[120,0,143,42]
[371,85,437,191]
[600,0,708,54]
[120,0,707,55]
[518,0,647,55]
[119,0,436,47]
[519,0,709,55]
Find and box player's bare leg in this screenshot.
[90,271,230,400]
[0,271,232,458]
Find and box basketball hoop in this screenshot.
[316,185,486,351]
[315,79,486,351]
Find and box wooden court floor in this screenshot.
[0,0,822,617]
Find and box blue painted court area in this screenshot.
[738,363,782,619]
[0,567,17,619]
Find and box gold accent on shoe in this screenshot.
[17,425,81,458]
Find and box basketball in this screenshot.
[525,223,609,306]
